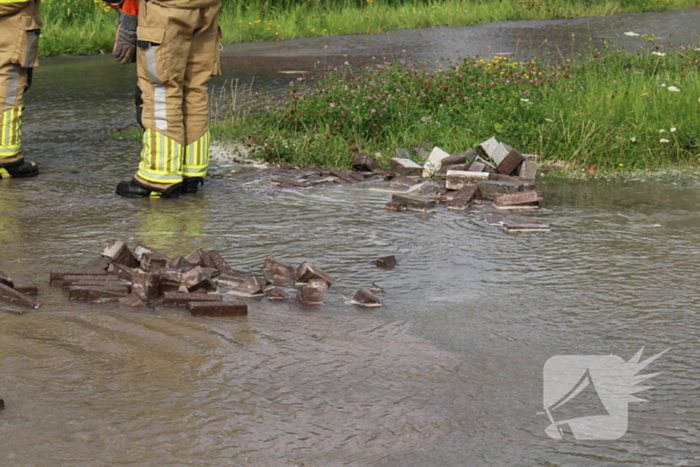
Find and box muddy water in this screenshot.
[1,8,700,466]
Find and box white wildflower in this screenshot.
[652,52,666,57]
[668,86,680,92]
[660,138,670,143]
[671,127,677,132]
[624,31,640,37]
[659,129,666,133]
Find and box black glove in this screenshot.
[113,12,137,65]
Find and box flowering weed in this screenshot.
[215,41,700,172]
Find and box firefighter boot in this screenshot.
[182,177,203,194]
[0,160,40,179]
[116,178,182,199]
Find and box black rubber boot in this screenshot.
[0,160,39,179]
[182,177,203,194]
[116,178,182,199]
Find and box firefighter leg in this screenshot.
[181,4,221,194]
[118,2,201,197]
[0,15,39,179]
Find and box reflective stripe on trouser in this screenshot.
[136,128,184,184]
[183,131,209,178]
[0,107,21,158]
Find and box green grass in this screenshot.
[211,39,700,173]
[38,0,699,57]
[40,0,116,56]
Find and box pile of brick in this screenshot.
[250,137,550,233]
[379,137,550,232]
[46,241,390,316]
[0,270,39,313]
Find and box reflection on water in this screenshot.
[1,9,700,466]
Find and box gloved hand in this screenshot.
[113,12,137,64]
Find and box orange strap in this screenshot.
[120,0,138,16]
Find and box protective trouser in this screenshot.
[134,0,221,189]
[0,0,41,167]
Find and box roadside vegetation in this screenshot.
[51,0,699,173]
[40,0,697,57]
[212,37,700,173]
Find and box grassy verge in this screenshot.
[39,0,699,57]
[211,38,700,173]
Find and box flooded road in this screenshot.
[1,8,700,466]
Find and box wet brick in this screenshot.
[182,266,215,292]
[296,261,337,286]
[445,171,490,190]
[208,250,235,275]
[158,268,182,294]
[503,221,551,232]
[227,277,264,297]
[117,292,151,312]
[0,271,12,288]
[422,146,451,178]
[217,272,249,288]
[390,193,438,212]
[162,292,223,307]
[50,268,108,285]
[352,153,381,172]
[8,274,37,296]
[389,158,422,177]
[262,258,297,286]
[101,240,139,268]
[389,174,420,187]
[385,202,407,212]
[519,160,538,181]
[131,272,159,300]
[296,285,324,307]
[68,284,130,301]
[448,186,478,210]
[107,262,134,281]
[496,149,525,175]
[494,190,542,207]
[267,288,292,301]
[187,301,248,317]
[351,289,383,307]
[373,256,397,269]
[62,274,124,289]
[476,180,524,201]
[0,283,39,308]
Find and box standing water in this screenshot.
[1,8,700,466]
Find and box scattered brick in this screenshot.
[0,283,39,308]
[352,153,381,172]
[389,158,422,177]
[390,193,438,212]
[351,289,383,307]
[296,261,337,286]
[373,256,397,269]
[187,301,247,317]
